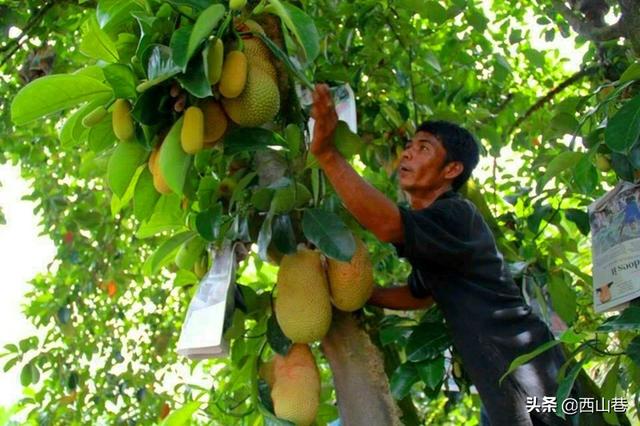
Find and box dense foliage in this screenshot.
[0,0,639,424]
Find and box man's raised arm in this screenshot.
[310,84,403,244]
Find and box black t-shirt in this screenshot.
[394,190,574,426]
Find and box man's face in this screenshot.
[398,131,457,192]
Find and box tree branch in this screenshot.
[0,1,56,68]
[548,0,623,41]
[506,66,598,136]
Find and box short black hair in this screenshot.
[416,120,480,191]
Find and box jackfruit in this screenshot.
[271,344,320,426]
[112,99,135,141]
[206,38,224,85]
[219,51,247,98]
[595,153,611,172]
[271,183,311,214]
[200,100,228,145]
[181,106,204,154]
[326,236,374,312]
[229,0,246,10]
[259,359,276,388]
[244,38,277,82]
[222,67,280,127]
[275,248,332,343]
[149,148,171,194]
[82,105,107,128]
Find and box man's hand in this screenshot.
[368,285,434,310]
[310,84,339,160]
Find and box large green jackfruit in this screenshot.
[326,236,374,311]
[275,248,332,343]
[221,67,280,127]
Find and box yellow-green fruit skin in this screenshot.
[82,105,108,128]
[275,249,332,343]
[207,38,224,85]
[219,51,248,98]
[112,99,135,141]
[595,153,612,172]
[271,344,320,426]
[149,148,171,194]
[181,106,204,154]
[327,237,374,312]
[201,100,228,145]
[229,0,247,10]
[244,38,277,82]
[222,67,280,127]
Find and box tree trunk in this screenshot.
[321,310,403,426]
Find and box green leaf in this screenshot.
[405,324,450,362]
[103,64,138,99]
[548,275,577,325]
[271,215,297,255]
[223,128,285,156]
[564,208,590,236]
[605,94,640,153]
[89,116,117,153]
[133,168,160,221]
[176,53,212,98]
[11,74,112,125]
[611,152,635,181]
[80,15,119,62]
[422,1,448,24]
[598,307,640,332]
[267,314,292,356]
[379,325,413,346]
[160,401,201,426]
[158,117,192,196]
[132,85,171,125]
[20,362,33,387]
[573,153,599,194]
[600,359,620,425]
[264,0,319,63]
[556,358,588,418]
[138,45,181,92]
[195,205,222,241]
[169,25,192,71]
[136,195,186,238]
[500,340,562,384]
[107,141,148,198]
[174,269,199,287]
[415,356,445,390]
[619,62,640,83]
[257,213,274,262]
[302,209,355,262]
[178,4,225,69]
[97,0,146,33]
[145,231,196,274]
[537,151,582,192]
[390,363,419,400]
[627,336,640,367]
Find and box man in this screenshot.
[310,84,575,425]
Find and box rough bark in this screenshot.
[321,310,403,426]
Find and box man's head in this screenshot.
[398,120,479,195]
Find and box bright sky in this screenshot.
[0,164,55,409]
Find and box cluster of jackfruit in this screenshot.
[266,239,373,424]
[274,237,374,342]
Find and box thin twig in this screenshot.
[0,1,56,68]
[548,0,623,42]
[506,66,598,136]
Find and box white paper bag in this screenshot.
[177,242,239,358]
